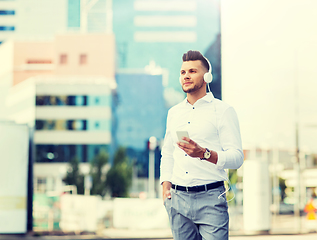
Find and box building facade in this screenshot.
[114,69,168,178]
[113,0,222,98]
[1,33,116,193]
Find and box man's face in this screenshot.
[180,60,206,94]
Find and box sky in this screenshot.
[221,0,317,153]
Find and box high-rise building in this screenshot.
[0,0,16,44]
[0,0,67,43]
[114,69,168,175]
[0,0,111,44]
[113,0,222,98]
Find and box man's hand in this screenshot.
[162,181,172,203]
[177,137,205,158]
[177,137,218,164]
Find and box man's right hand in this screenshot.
[162,181,172,203]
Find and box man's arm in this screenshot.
[216,106,244,169]
[177,106,243,169]
[160,112,175,202]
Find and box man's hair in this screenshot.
[182,50,209,71]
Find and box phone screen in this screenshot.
[176,131,189,143]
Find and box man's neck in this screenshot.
[187,90,207,105]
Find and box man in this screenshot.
[160,50,244,240]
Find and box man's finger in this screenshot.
[166,192,171,199]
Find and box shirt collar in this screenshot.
[182,92,215,105]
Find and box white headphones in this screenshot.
[179,56,213,84]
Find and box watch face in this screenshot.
[204,151,211,159]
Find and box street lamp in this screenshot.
[148,136,157,198]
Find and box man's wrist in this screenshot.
[200,148,210,160]
[200,148,218,164]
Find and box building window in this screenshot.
[0,26,15,31]
[0,10,15,15]
[27,59,52,64]
[79,54,87,65]
[60,54,67,64]
[35,144,108,163]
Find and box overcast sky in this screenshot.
[221,0,317,153]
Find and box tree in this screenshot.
[106,147,132,197]
[90,150,109,197]
[63,157,84,194]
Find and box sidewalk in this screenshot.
[1,230,317,240]
[101,228,317,239]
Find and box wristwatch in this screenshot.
[200,148,211,160]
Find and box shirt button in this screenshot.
[185,154,188,156]
[186,172,188,174]
[193,107,195,109]
[188,122,190,124]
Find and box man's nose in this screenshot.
[184,72,190,79]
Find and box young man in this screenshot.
[160,50,244,240]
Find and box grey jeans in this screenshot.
[164,185,229,240]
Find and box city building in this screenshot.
[6,76,115,193]
[0,0,16,44]
[1,33,116,193]
[0,0,67,44]
[114,69,168,179]
[113,0,222,98]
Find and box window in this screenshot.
[60,54,67,64]
[0,10,15,15]
[79,54,87,65]
[0,26,15,31]
[27,59,52,64]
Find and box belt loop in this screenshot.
[186,186,189,192]
[175,184,177,192]
[204,184,207,191]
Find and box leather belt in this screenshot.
[171,181,224,192]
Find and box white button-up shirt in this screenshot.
[160,92,244,186]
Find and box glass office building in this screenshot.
[114,71,168,177]
[113,0,222,98]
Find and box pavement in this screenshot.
[1,214,317,240]
[1,229,317,240]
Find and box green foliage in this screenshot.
[90,150,109,197]
[63,157,84,194]
[106,147,132,198]
[227,169,239,205]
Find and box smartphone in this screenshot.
[176,131,189,143]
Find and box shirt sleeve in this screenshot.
[215,106,244,170]
[160,112,175,184]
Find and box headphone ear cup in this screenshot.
[204,72,213,83]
